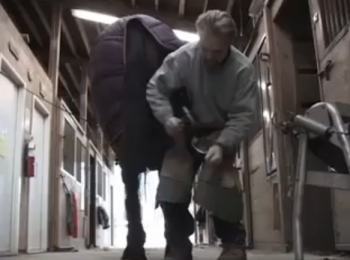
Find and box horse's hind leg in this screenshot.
[121,169,146,260]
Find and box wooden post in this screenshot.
[97,126,104,155]
[264,4,297,251]
[80,65,88,133]
[47,4,62,251]
[242,138,254,248]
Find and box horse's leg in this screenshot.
[121,169,146,260]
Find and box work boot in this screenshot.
[217,244,247,260]
[121,246,147,260]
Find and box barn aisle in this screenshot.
[0,247,344,260]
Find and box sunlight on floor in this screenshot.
[111,167,194,248]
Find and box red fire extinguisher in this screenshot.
[26,136,36,178]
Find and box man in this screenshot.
[147,10,257,260]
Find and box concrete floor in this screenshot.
[0,247,345,260]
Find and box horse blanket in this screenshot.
[89,15,185,173]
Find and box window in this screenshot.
[319,0,350,47]
[63,120,75,175]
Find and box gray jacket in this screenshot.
[146,42,258,151]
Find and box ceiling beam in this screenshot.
[178,0,186,16]
[95,23,102,35]
[13,0,43,46]
[75,18,90,55]
[35,0,196,31]
[62,20,78,56]
[30,0,50,33]
[23,0,81,114]
[226,0,236,13]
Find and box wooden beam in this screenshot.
[13,0,43,46]
[47,4,62,251]
[62,20,77,56]
[131,0,136,7]
[79,65,89,132]
[75,18,90,55]
[31,0,50,32]
[178,0,186,16]
[36,0,196,31]
[226,0,236,13]
[155,0,159,11]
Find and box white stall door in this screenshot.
[0,74,20,253]
[27,106,49,252]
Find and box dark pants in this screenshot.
[161,201,246,247]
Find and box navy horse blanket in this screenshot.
[89,15,185,173]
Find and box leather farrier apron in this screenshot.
[157,133,243,223]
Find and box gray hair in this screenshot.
[195,10,237,41]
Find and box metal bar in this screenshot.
[342,0,350,23]
[293,115,331,137]
[293,132,308,260]
[331,0,341,35]
[325,0,337,40]
[336,0,346,29]
[322,103,350,172]
[306,171,350,190]
[319,0,333,45]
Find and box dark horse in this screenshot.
[89,15,186,259]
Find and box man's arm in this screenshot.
[146,51,188,125]
[216,64,258,151]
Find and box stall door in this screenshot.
[27,104,49,252]
[308,0,350,250]
[309,0,350,104]
[0,74,20,253]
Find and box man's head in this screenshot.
[196,10,237,69]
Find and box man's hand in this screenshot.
[205,144,223,165]
[165,117,184,137]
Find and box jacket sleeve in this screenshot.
[216,64,258,151]
[146,51,188,125]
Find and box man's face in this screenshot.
[199,32,231,69]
